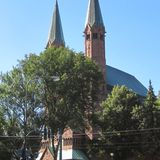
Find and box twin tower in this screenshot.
[46,0,106,84]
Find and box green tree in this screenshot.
[99,86,142,160]
[0,107,5,135]
[143,80,157,128]
[0,107,11,160]
[137,81,160,160]
[18,47,103,159]
[158,91,160,98]
[0,67,42,159]
[157,91,160,106]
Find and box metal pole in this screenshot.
[21,119,27,160]
[22,78,30,160]
[59,128,62,160]
[23,79,28,160]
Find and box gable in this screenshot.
[36,147,54,160]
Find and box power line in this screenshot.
[1,127,160,138]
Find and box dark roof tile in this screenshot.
[106,65,147,96]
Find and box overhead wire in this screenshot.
[1,127,160,138]
[0,127,160,151]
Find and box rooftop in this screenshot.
[106,65,148,97]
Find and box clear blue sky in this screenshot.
[0,0,160,94]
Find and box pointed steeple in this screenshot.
[84,0,106,92]
[85,0,104,28]
[46,0,65,48]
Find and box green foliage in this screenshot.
[1,47,102,159]
[157,98,160,107]
[135,81,160,160]
[0,63,43,158]
[0,107,13,159]
[99,86,142,160]
[0,67,43,131]
[95,83,160,160]
[140,80,158,128]
[20,47,102,132]
[0,108,5,134]
[102,85,141,131]
[156,91,160,107]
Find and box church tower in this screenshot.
[84,0,106,83]
[46,0,65,48]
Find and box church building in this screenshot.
[46,0,147,97]
[36,0,147,159]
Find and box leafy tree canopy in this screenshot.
[102,85,141,131]
[90,86,142,160]
[0,47,103,159]
[98,83,160,160]
[22,47,103,158]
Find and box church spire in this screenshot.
[46,0,65,48]
[85,0,104,28]
[84,0,106,91]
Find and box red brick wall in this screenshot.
[84,25,106,81]
[40,148,54,160]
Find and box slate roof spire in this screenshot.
[85,0,104,28]
[46,0,65,48]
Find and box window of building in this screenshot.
[92,33,98,39]
[86,34,90,40]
